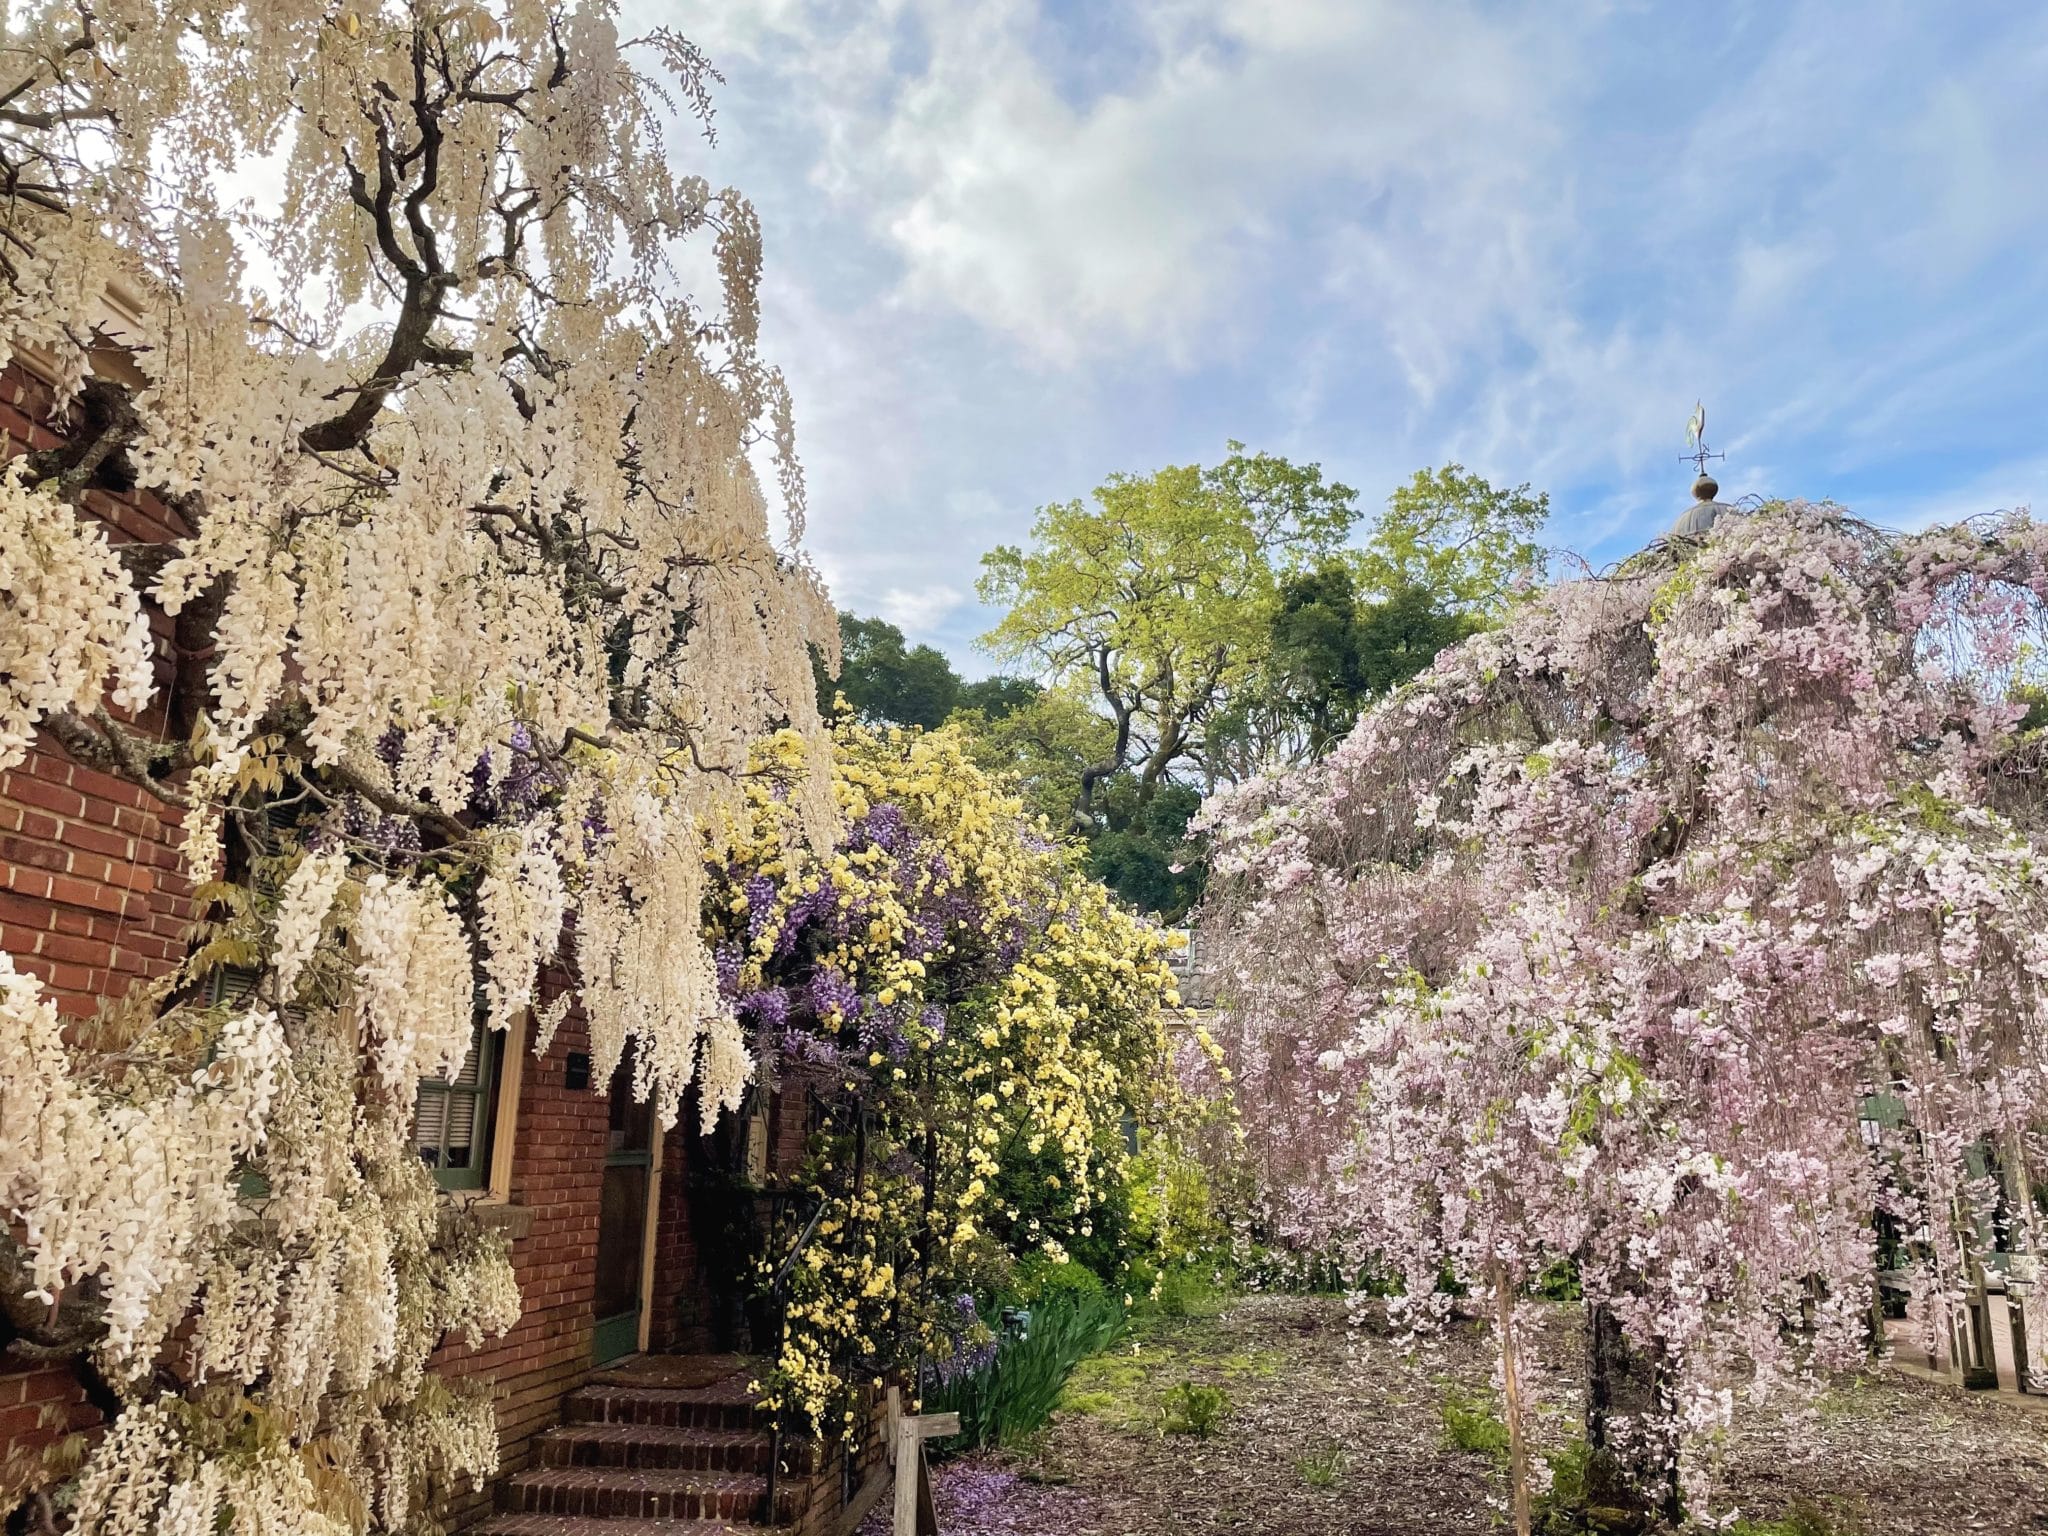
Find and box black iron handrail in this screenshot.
[761,1190,827,1525]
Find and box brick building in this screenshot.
[0,340,878,1534]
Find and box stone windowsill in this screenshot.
[439,1196,535,1243]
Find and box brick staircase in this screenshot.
[477,1357,820,1536]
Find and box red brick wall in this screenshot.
[0,362,200,1019]
[430,982,613,1526]
[0,356,777,1530]
[648,1118,710,1354]
[1,359,201,1497]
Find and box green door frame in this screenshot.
[592,1061,659,1367]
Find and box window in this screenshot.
[415,1016,499,1190]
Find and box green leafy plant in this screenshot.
[1295,1442,1349,1487]
[1146,1265,1225,1319]
[1160,1380,1229,1437]
[921,1291,1126,1450]
[1532,1256,1582,1302]
[1440,1386,1510,1458]
[1008,1253,1108,1306]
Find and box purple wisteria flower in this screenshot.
[744,874,780,941]
[779,1027,843,1070]
[809,969,862,1023]
[851,802,914,855]
[740,987,792,1030]
[714,942,742,997]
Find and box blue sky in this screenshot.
[633,0,2048,675]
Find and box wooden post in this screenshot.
[884,1387,958,1536]
[1492,1260,1533,1536]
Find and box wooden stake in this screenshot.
[884,1386,958,1536]
[1493,1260,1533,1536]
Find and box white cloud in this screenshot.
[632,0,2048,658]
[696,0,1577,367]
[878,584,966,634]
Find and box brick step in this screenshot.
[476,1518,791,1536]
[496,1466,799,1524]
[563,1384,769,1432]
[534,1423,819,1477]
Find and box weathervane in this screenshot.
[1684,400,1724,478]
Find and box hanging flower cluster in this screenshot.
[0,467,155,770]
[703,726,1184,1431]
[1199,503,2048,1516]
[0,2,838,1530]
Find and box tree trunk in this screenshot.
[2002,1133,2048,1393]
[1582,1300,1681,1532]
[1492,1262,1532,1536]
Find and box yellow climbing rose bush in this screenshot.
[703,725,1185,1429]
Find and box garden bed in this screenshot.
[891,1293,2048,1535]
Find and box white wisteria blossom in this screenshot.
[0,0,840,1529]
[0,468,155,770]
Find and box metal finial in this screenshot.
[1683,400,1724,481]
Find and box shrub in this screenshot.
[920,1290,1126,1449]
[1160,1380,1230,1438]
[1532,1256,1583,1302]
[1009,1253,1108,1306]
[1146,1265,1225,1319]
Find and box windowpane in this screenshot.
[415,1021,494,1189]
[443,1091,477,1168]
[416,1092,450,1167]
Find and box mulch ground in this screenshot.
[894,1293,2048,1536]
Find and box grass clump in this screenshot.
[1294,1442,1349,1488]
[1160,1379,1230,1438]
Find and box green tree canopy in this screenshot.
[950,682,1114,832]
[1087,779,1206,923]
[824,612,962,728]
[1357,462,1548,615]
[978,444,1360,828]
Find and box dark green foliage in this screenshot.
[1351,579,1479,697]
[986,1135,1134,1282]
[1259,563,1477,758]
[958,675,1041,720]
[1533,1256,1583,1302]
[1087,779,1204,920]
[921,1291,1126,1450]
[820,612,962,728]
[1160,1379,1229,1437]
